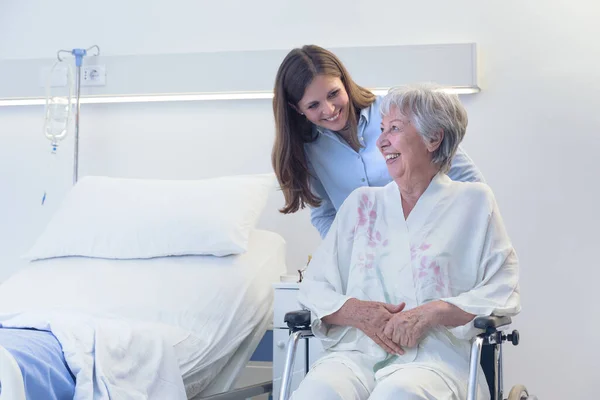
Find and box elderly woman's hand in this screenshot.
[354,300,407,355]
[383,305,435,348]
[383,301,477,348]
[322,298,407,355]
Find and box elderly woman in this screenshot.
[294,84,521,400]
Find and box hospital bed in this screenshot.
[0,174,284,399]
[279,310,537,400]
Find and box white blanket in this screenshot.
[0,311,187,400]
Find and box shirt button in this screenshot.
[357,155,361,159]
[361,178,366,182]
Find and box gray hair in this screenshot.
[380,83,468,173]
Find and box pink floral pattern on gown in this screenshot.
[411,242,451,301]
[352,194,388,273]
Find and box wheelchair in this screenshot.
[278,310,536,400]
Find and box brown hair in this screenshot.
[272,45,376,214]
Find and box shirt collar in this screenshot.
[359,104,371,124]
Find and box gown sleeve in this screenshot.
[297,194,356,348]
[440,189,521,339]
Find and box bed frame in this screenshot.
[197,381,272,400]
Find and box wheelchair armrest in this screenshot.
[284,309,311,331]
[474,315,512,330]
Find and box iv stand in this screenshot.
[57,45,100,185]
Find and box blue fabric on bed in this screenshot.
[0,328,75,400]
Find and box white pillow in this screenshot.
[25,173,275,260]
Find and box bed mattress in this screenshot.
[0,229,286,398]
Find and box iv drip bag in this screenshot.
[43,61,74,147]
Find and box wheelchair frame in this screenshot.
[278,310,528,400]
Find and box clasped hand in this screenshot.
[357,301,433,355]
[383,305,433,350]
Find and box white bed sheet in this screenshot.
[177,229,286,398]
[0,229,286,398]
[188,308,272,399]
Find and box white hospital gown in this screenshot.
[296,173,521,399]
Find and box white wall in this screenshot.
[1,0,599,398]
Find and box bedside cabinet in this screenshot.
[272,281,324,397]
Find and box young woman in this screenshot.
[272,45,484,239]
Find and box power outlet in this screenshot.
[82,65,106,86]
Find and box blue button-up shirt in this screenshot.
[305,95,486,239]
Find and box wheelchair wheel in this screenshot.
[507,384,529,400]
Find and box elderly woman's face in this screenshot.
[377,106,434,180]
